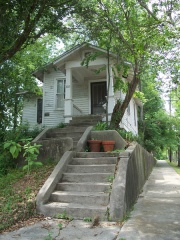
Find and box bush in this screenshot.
[0,123,44,176]
[0,152,15,177]
[4,123,44,143]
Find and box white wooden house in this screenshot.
[22,43,142,135]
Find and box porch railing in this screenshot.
[73,104,83,116]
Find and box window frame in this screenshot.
[55,78,66,110]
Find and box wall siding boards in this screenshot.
[43,71,65,127]
[73,81,89,114]
[22,98,38,129]
[114,90,138,135]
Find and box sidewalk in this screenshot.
[1,160,180,240]
[117,160,180,240]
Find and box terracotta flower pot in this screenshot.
[102,140,115,152]
[87,140,102,152]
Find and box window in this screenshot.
[56,79,65,109]
[37,98,42,123]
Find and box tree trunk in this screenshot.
[110,72,140,129]
[178,145,180,167]
[169,147,172,162]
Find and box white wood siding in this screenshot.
[73,81,89,114]
[22,97,38,129]
[114,90,138,135]
[43,70,65,127]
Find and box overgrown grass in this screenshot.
[0,163,56,233]
[166,160,180,175]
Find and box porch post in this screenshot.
[107,65,115,121]
[64,67,73,123]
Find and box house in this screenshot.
[22,43,142,135]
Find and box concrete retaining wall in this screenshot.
[32,128,73,163]
[110,142,156,220]
[91,130,127,150]
[36,138,73,162]
[36,151,75,213]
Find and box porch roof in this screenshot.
[33,42,117,81]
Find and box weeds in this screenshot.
[44,232,53,240]
[54,212,73,221]
[83,217,92,222]
[23,142,42,174]
[107,175,114,183]
[0,163,55,232]
[166,160,180,175]
[93,122,108,131]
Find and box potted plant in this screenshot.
[102,140,115,152]
[87,139,102,152]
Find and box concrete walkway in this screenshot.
[117,160,180,240]
[1,160,180,240]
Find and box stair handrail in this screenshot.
[73,104,83,115]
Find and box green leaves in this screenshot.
[23,142,42,174]
[4,141,22,159]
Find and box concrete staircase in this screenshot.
[69,115,102,126]
[43,152,119,220]
[45,115,102,150]
[46,126,87,150]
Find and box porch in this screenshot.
[60,60,115,123]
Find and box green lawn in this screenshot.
[166,160,180,175]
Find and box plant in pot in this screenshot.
[87,139,102,152]
[102,140,115,152]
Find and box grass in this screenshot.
[166,160,180,175]
[0,163,56,233]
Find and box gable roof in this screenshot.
[33,42,117,81]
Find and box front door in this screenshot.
[91,82,107,114]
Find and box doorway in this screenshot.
[91,82,107,114]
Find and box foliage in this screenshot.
[93,122,108,131]
[3,123,43,143]
[54,212,74,221]
[166,160,180,175]
[138,73,178,158]
[56,122,67,128]
[116,129,138,142]
[107,175,114,183]
[0,153,15,177]
[0,123,44,176]
[83,217,92,222]
[23,143,42,174]
[0,0,76,64]
[64,0,180,128]
[0,35,58,135]
[0,163,56,232]
[133,91,146,104]
[4,141,22,159]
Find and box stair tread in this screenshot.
[52,191,109,196]
[57,182,110,185]
[63,172,113,175]
[45,202,107,209]
[67,164,116,167]
[73,157,117,160]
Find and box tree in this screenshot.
[139,72,178,159]
[0,35,59,140]
[65,0,179,128]
[0,0,76,64]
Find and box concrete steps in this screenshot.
[69,115,102,126]
[56,182,110,192]
[43,152,119,220]
[43,202,107,219]
[43,115,102,150]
